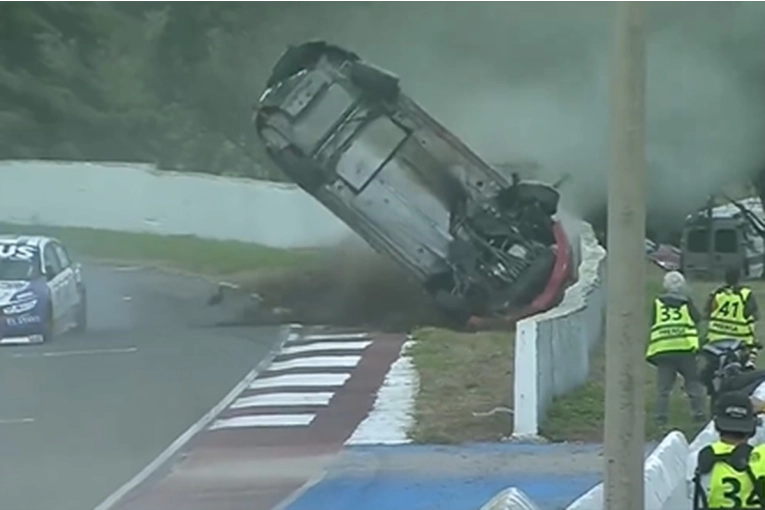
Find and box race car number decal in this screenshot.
[0,244,36,260]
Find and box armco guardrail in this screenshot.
[512,222,607,438]
[0,160,353,249]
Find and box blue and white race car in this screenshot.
[0,235,87,344]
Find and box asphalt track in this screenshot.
[0,262,281,510]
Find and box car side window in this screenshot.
[43,244,63,276]
[53,243,71,269]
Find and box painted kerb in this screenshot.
[0,160,354,249]
[513,222,607,438]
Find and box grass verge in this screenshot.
[408,326,514,444]
[0,223,321,276]
[541,265,765,442]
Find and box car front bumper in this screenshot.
[0,310,46,345]
[0,334,44,345]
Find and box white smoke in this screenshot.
[257,2,765,227]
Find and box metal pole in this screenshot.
[604,3,647,510]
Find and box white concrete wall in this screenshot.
[566,431,691,510]
[476,432,692,510]
[512,222,607,438]
[0,160,353,249]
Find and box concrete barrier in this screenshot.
[512,222,607,438]
[0,160,353,249]
[478,487,542,510]
[566,431,690,510]
[476,432,691,510]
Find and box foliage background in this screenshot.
[0,2,289,178]
[2,1,765,232]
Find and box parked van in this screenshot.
[680,197,765,280]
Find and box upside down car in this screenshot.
[253,41,573,327]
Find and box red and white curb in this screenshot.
[345,338,417,445]
[207,328,375,432]
[94,324,417,510]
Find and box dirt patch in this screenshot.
[229,241,449,332]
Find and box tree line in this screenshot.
[0,2,292,179]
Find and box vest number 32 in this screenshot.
[718,301,741,318]
[660,306,683,322]
[721,475,765,507]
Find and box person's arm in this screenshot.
[703,291,716,318]
[746,291,760,322]
[688,299,703,325]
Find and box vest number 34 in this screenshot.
[721,475,765,507]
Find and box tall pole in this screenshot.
[604,3,647,510]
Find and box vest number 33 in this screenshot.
[660,306,683,322]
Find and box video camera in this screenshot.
[699,338,765,410]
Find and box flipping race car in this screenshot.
[0,236,87,344]
[253,41,573,325]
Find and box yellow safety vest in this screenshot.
[708,287,755,346]
[697,441,765,509]
[646,298,699,359]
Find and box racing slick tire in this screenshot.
[74,289,87,334]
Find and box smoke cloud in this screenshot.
[257,2,765,230]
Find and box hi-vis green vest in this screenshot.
[647,298,699,359]
[708,287,755,346]
[694,441,765,509]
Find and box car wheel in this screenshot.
[42,306,55,343]
[74,290,87,333]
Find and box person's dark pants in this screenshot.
[652,352,707,424]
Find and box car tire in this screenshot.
[74,290,87,333]
[42,306,55,343]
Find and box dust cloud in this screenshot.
[249,3,765,327]
[318,2,765,227]
[246,239,447,332]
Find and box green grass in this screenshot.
[407,326,515,444]
[541,266,765,443]
[0,223,322,276]
[407,263,757,445]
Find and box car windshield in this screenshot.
[0,257,38,280]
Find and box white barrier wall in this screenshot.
[512,222,607,438]
[0,160,353,249]
[477,432,691,510]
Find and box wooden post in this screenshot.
[604,2,647,510]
